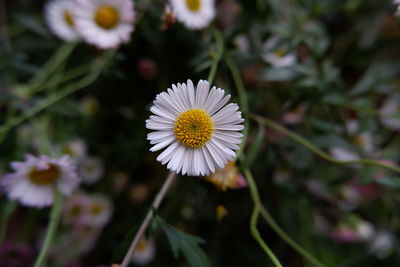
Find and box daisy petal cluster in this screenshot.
[131,238,156,265]
[170,0,215,29]
[146,79,244,176]
[262,37,297,68]
[45,0,80,41]
[45,0,135,49]
[1,155,80,208]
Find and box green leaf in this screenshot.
[158,217,210,267]
[376,177,400,189]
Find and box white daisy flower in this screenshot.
[146,79,244,176]
[78,156,104,184]
[131,238,156,265]
[379,98,400,131]
[262,37,296,68]
[57,138,87,162]
[1,155,80,208]
[170,0,215,29]
[45,0,80,41]
[73,0,135,49]
[62,191,89,225]
[82,194,113,227]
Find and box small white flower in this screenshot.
[262,37,296,68]
[131,238,156,265]
[82,194,113,227]
[62,191,89,225]
[170,0,215,29]
[45,0,80,41]
[78,156,104,184]
[1,155,80,208]
[146,79,244,176]
[356,221,375,241]
[73,0,135,49]
[57,139,87,162]
[330,147,360,162]
[369,231,395,258]
[380,98,400,131]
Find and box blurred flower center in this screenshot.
[84,163,96,173]
[274,49,285,57]
[28,164,60,185]
[95,6,120,30]
[136,239,147,251]
[70,205,81,216]
[174,109,213,148]
[64,10,74,26]
[185,0,202,12]
[90,203,103,215]
[352,135,366,146]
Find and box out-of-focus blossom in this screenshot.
[282,104,307,125]
[80,96,99,116]
[129,184,150,204]
[112,172,129,193]
[137,58,158,80]
[272,167,291,185]
[351,132,375,155]
[146,80,244,176]
[329,147,360,162]
[394,0,400,16]
[170,0,215,29]
[355,220,375,241]
[217,0,240,28]
[1,155,80,208]
[216,205,228,222]
[62,192,89,225]
[338,184,361,211]
[330,225,358,243]
[45,0,80,41]
[0,241,34,267]
[131,238,156,265]
[73,0,135,49]
[205,162,247,191]
[379,98,400,130]
[262,37,297,68]
[233,34,250,54]
[78,156,104,185]
[81,194,113,227]
[368,231,395,258]
[57,139,87,163]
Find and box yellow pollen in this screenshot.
[174,109,213,148]
[185,0,202,12]
[90,203,103,215]
[28,164,60,185]
[64,10,74,26]
[274,49,285,57]
[95,5,120,30]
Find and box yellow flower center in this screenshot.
[28,164,60,185]
[174,109,213,148]
[70,205,81,216]
[95,5,120,30]
[90,203,103,215]
[274,49,285,57]
[64,10,74,26]
[136,239,147,251]
[185,0,202,12]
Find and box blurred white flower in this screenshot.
[78,156,104,184]
[170,0,215,29]
[131,238,156,265]
[62,191,89,225]
[82,194,113,227]
[369,231,395,259]
[73,0,135,49]
[146,79,244,176]
[380,98,400,131]
[355,220,375,241]
[282,104,306,125]
[330,147,360,162]
[45,0,80,41]
[262,37,296,68]
[1,155,80,208]
[58,139,87,162]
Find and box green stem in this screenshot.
[245,169,283,267]
[27,42,77,95]
[207,29,224,84]
[250,113,400,174]
[259,206,325,267]
[0,52,112,145]
[225,53,249,161]
[34,191,63,267]
[0,201,17,245]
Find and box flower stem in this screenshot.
[27,42,77,95]
[34,191,63,267]
[250,113,400,173]
[245,169,283,267]
[207,29,224,84]
[0,201,17,246]
[120,171,177,267]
